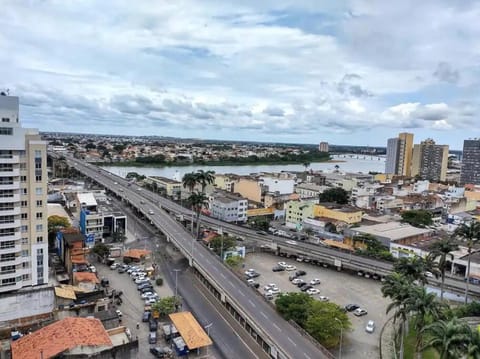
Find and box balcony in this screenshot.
[0,168,20,177]
[0,256,23,266]
[0,194,20,203]
[0,278,23,293]
[0,155,19,164]
[0,231,21,242]
[0,244,21,255]
[0,181,20,190]
[0,207,20,216]
[0,219,21,230]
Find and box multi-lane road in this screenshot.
[60,154,332,359]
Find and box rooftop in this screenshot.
[77,192,97,207]
[352,222,433,241]
[169,312,212,349]
[73,272,100,284]
[149,176,181,184]
[11,317,112,359]
[123,248,151,259]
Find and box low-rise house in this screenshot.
[145,176,182,198]
[209,190,248,223]
[313,203,363,224]
[295,183,328,200]
[285,200,315,229]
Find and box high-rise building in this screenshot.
[460,139,480,185]
[411,139,449,182]
[318,142,329,152]
[385,132,414,175]
[0,94,48,293]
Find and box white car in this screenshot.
[425,271,434,278]
[285,265,297,271]
[366,320,375,333]
[277,262,288,268]
[141,291,155,299]
[135,277,149,284]
[307,288,320,295]
[286,240,298,245]
[267,288,281,295]
[110,263,119,270]
[127,266,138,274]
[318,296,329,302]
[292,278,305,285]
[264,284,278,292]
[115,309,122,318]
[310,278,321,285]
[244,269,256,275]
[89,265,97,273]
[145,298,157,305]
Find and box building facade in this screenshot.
[318,142,329,152]
[385,133,414,176]
[145,176,182,198]
[0,95,48,293]
[460,139,480,185]
[411,139,449,182]
[209,191,247,223]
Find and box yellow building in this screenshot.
[285,200,315,228]
[214,174,237,192]
[145,176,182,198]
[313,204,363,224]
[398,132,414,177]
[234,177,263,203]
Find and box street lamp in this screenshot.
[173,269,181,299]
[204,323,213,355]
[335,318,343,359]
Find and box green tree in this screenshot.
[187,192,209,239]
[48,215,71,233]
[196,169,215,193]
[92,243,110,259]
[209,235,237,257]
[151,296,182,317]
[225,255,243,268]
[455,220,480,304]
[393,256,430,285]
[319,187,349,205]
[421,317,471,359]
[182,172,198,193]
[126,172,146,181]
[428,238,459,300]
[275,292,314,327]
[113,144,126,153]
[401,210,433,228]
[468,327,480,359]
[304,301,351,348]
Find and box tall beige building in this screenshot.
[411,139,449,182]
[385,132,414,176]
[0,94,48,293]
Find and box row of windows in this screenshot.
[21,212,43,220]
[19,188,44,196]
[0,127,13,135]
[21,224,44,232]
[20,175,43,182]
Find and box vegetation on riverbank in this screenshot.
[96,151,331,167]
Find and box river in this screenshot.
[102,155,386,179]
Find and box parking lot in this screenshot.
[243,252,389,359]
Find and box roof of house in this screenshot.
[352,222,433,241]
[11,317,112,359]
[73,272,100,284]
[77,192,97,207]
[54,286,77,300]
[169,312,213,349]
[123,249,151,259]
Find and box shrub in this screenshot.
[156,277,163,286]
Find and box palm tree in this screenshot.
[187,192,209,239]
[182,172,198,193]
[428,238,459,300]
[393,256,429,285]
[196,170,215,193]
[405,286,446,358]
[421,317,471,359]
[454,220,480,303]
[468,328,480,359]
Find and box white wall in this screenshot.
[0,286,54,322]
[261,177,295,194]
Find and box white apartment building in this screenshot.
[0,95,48,293]
[209,191,248,223]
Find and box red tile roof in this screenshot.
[11,317,112,359]
[123,249,151,259]
[73,271,100,284]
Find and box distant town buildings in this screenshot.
[411,139,449,182]
[0,94,48,293]
[318,142,329,152]
[460,139,480,185]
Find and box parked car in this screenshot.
[264,292,274,300]
[145,298,157,305]
[318,296,329,302]
[277,262,288,268]
[138,282,153,290]
[141,286,154,293]
[264,284,278,292]
[288,274,298,281]
[148,331,157,344]
[300,285,313,292]
[141,291,156,299]
[117,267,126,274]
[292,278,305,285]
[110,263,119,270]
[267,287,281,295]
[344,304,360,312]
[149,319,158,331]
[150,346,173,358]
[115,309,122,318]
[310,278,321,285]
[272,265,285,272]
[285,265,296,271]
[295,270,307,276]
[246,272,260,278]
[357,270,364,276]
[353,308,368,317]
[135,277,150,284]
[142,311,151,322]
[306,288,320,295]
[365,320,375,333]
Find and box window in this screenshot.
[21,213,27,220]
[36,236,43,243]
[36,200,42,207]
[1,118,10,123]
[21,250,28,257]
[35,188,42,195]
[22,274,29,280]
[22,188,27,195]
[20,176,27,182]
[0,128,13,135]
[34,150,42,159]
[22,262,28,268]
[36,212,42,219]
[21,201,27,207]
[37,248,43,255]
[21,225,28,233]
[36,224,43,232]
[35,162,42,169]
[20,163,26,170]
[35,175,42,182]
[21,237,28,244]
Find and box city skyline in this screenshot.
[2,1,479,149]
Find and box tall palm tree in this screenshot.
[421,317,471,359]
[182,172,198,193]
[428,238,459,300]
[187,192,209,239]
[196,170,215,193]
[454,220,480,303]
[405,286,446,358]
[468,327,480,359]
[393,256,429,285]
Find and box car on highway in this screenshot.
[285,265,296,271]
[365,320,375,333]
[307,288,320,295]
[344,304,360,312]
[149,210,155,215]
[272,265,285,272]
[310,278,321,285]
[318,296,329,302]
[286,240,298,245]
[353,308,368,317]
[256,231,267,235]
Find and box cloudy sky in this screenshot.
[2,0,479,149]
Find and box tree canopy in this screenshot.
[151,296,182,317]
[92,243,110,259]
[47,215,71,233]
[401,210,433,228]
[209,235,237,255]
[275,292,314,327]
[319,187,349,205]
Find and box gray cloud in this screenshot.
[433,62,460,83]
[263,106,284,117]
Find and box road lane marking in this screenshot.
[220,273,226,279]
[303,354,312,359]
[239,290,246,297]
[260,311,268,319]
[248,299,256,307]
[287,336,297,346]
[273,323,282,332]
